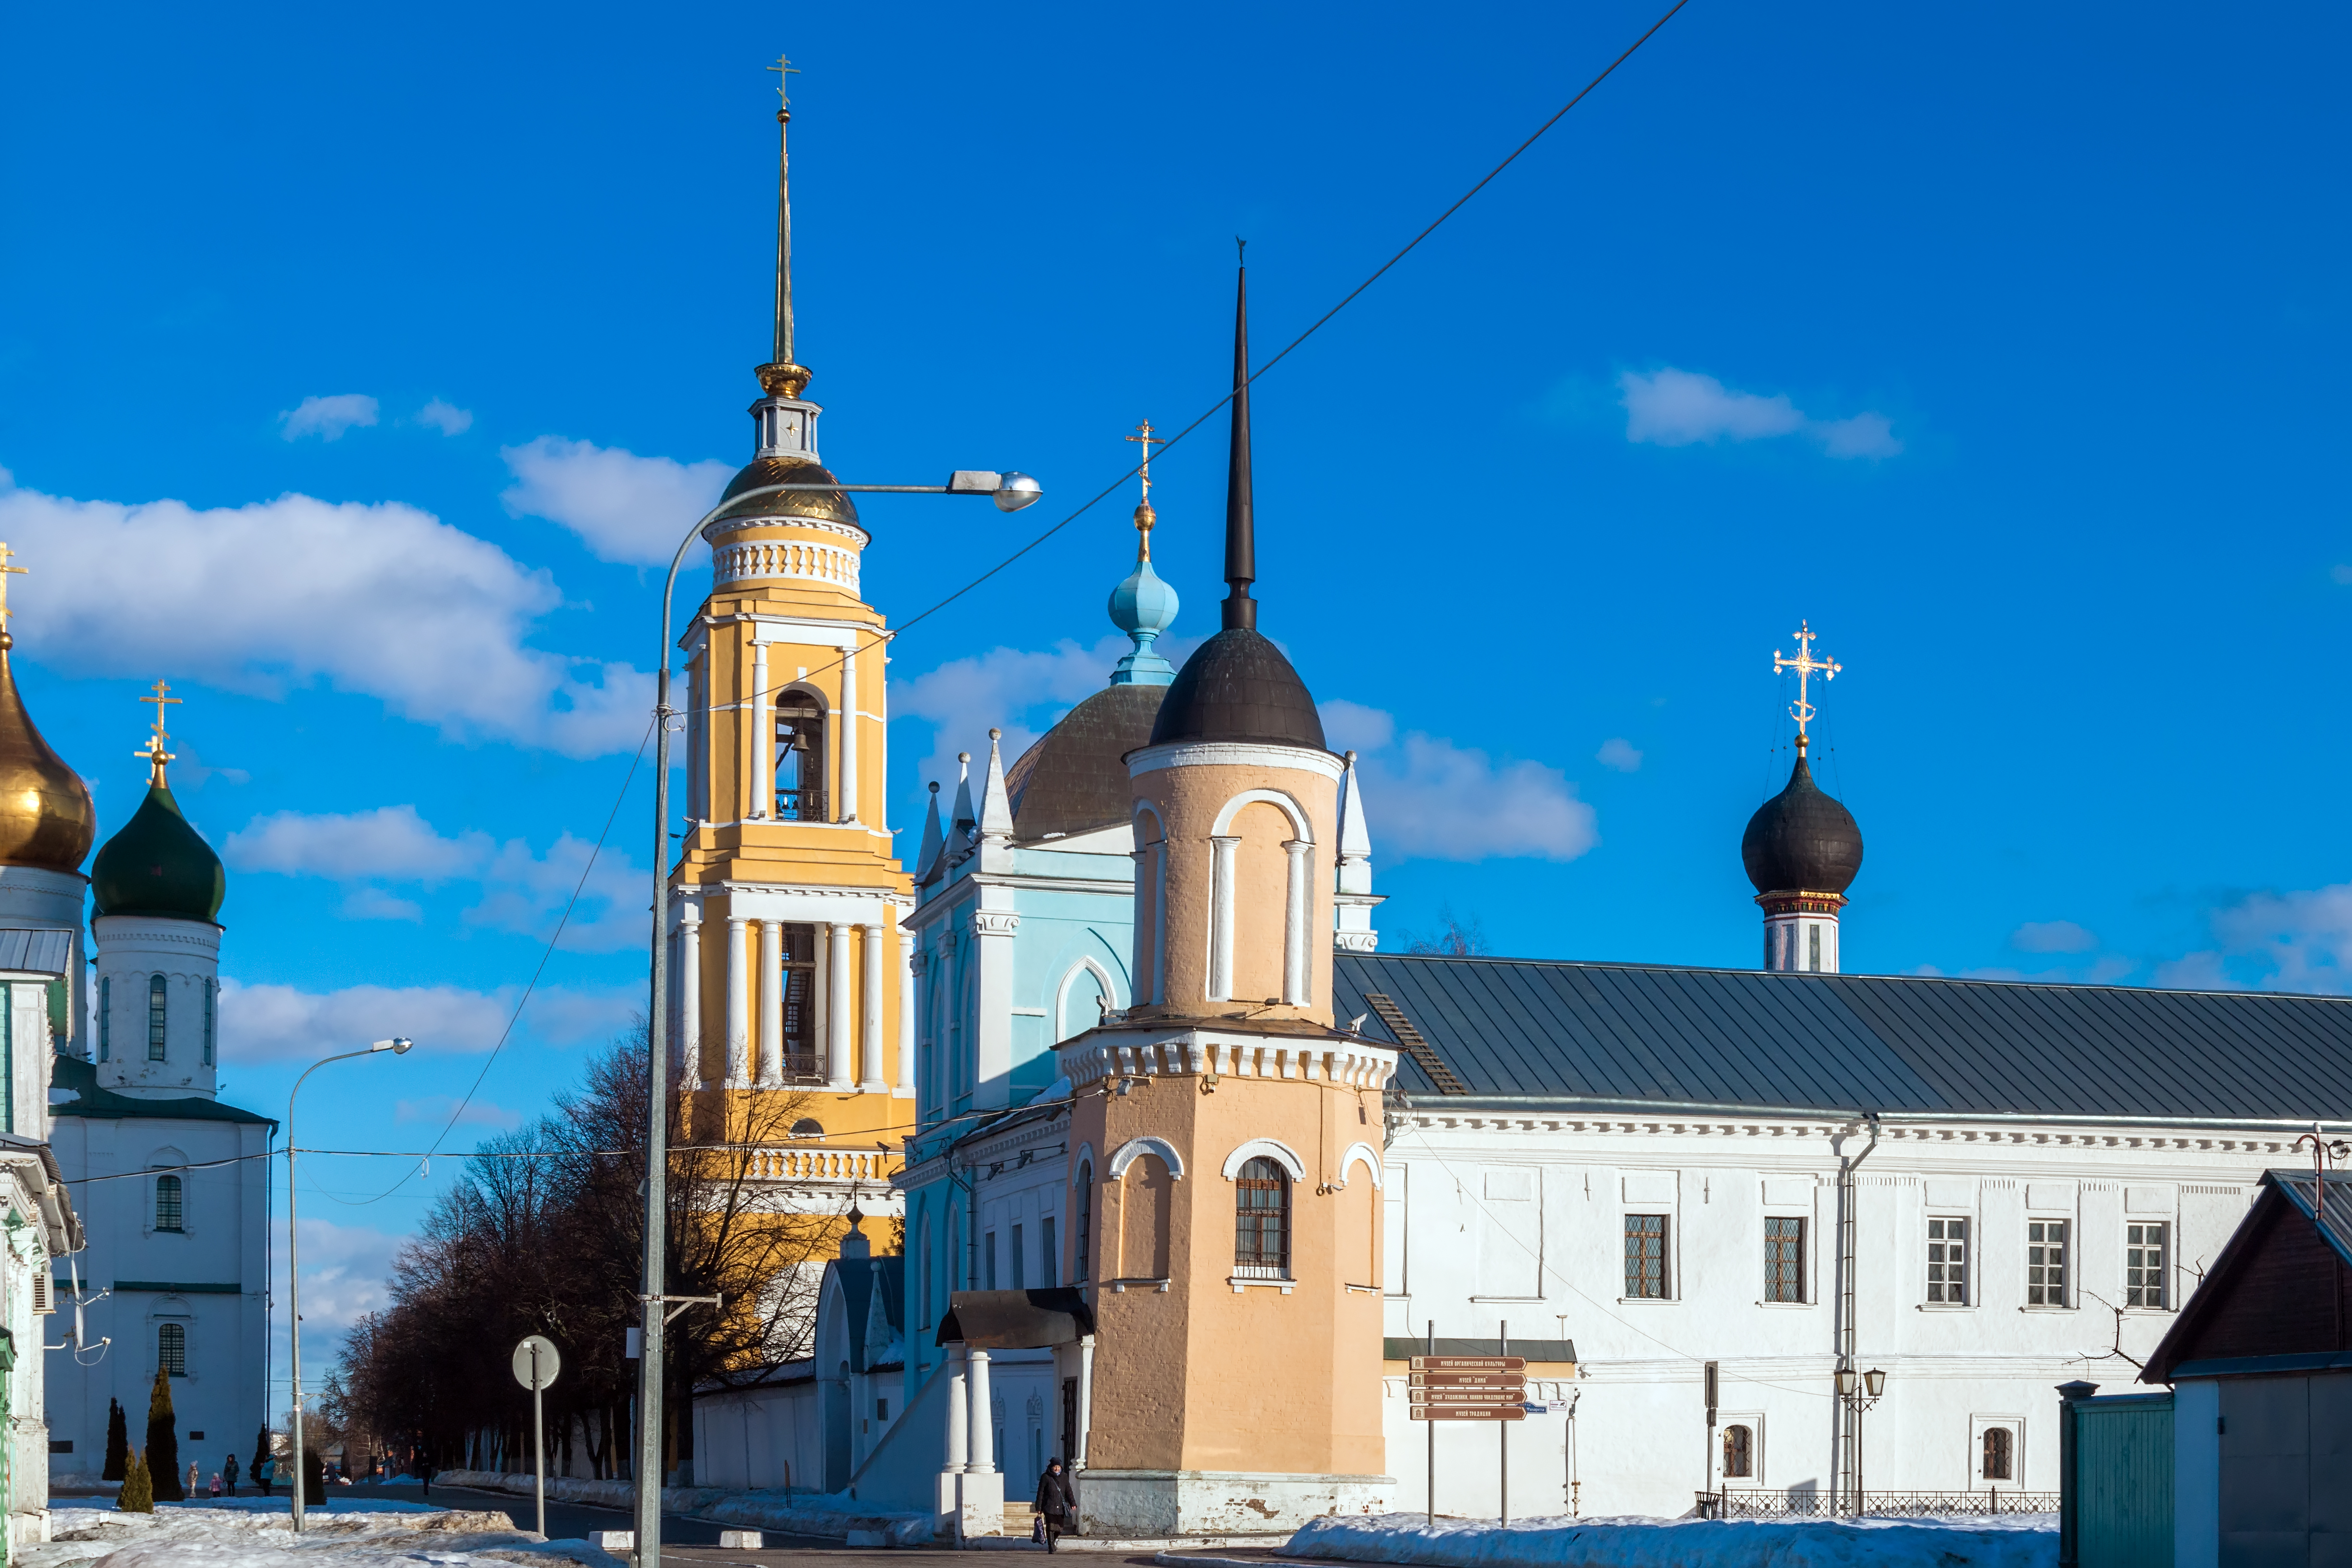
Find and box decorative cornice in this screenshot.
[1754,891,1849,916]
[1059,1026,1394,1092]
[712,536,862,594]
[972,911,1020,937]
[1127,741,1346,783]
[1333,931,1379,953]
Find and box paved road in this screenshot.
[340,1480,839,1552]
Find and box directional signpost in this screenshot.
[1413,1325,1529,1524]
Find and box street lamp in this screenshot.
[287,1037,412,1533]
[1835,1367,1887,1514]
[634,469,1039,1568]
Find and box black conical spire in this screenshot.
[1223,257,1256,631]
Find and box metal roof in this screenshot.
[0,929,70,977]
[2271,1169,2352,1268]
[1332,953,2352,1121]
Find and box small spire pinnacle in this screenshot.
[0,542,27,650]
[136,679,181,786]
[757,52,813,400]
[1125,420,1162,561]
[1772,621,1841,759]
[1222,253,1256,631]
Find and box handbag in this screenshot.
[1032,1517,1046,1543]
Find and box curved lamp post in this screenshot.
[633,470,1039,1567]
[288,1037,412,1532]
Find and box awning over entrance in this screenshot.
[937,1288,1096,1349]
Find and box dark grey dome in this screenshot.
[1742,756,1864,895]
[1006,684,1167,839]
[1147,628,1325,750]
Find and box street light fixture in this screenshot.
[1835,1366,1888,1514]
[634,470,1038,1565]
[287,1037,412,1534]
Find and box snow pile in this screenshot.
[21,1504,626,1568]
[440,1469,935,1545]
[1283,1513,2058,1568]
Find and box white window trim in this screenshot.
[1220,1138,1305,1182]
[1105,1135,1184,1181]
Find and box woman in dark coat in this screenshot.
[1034,1458,1077,1551]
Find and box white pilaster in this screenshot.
[1282,839,1312,1005]
[1208,836,1239,1001]
[1152,844,1167,1005]
[946,1344,970,1473]
[1129,846,1153,1005]
[839,644,858,823]
[968,1348,995,1474]
[759,919,784,1085]
[1075,1333,1095,1469]
[827,921,854,1091]
[897,918,917,1097]
[750,642,770,819]
[725,917,750,1087]
[678,907,703,1090]
[972,904,1019,1109]
[860,921,887,1092]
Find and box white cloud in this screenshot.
[2331,563,2352,586]
[395,1095,522,1130]
[892,636,1138,801]
[1322,702,1598,864]
[219,977,638,1061]
[500,436,734,565]
[279,394,380,442]
[276,1217,407,1336]
[2184,882,2352,994]
[416,398,474,436]
[1596,738,1643,773]
[2011,919,2098,954]
[225,805,646,951]
[1619,368,1901,459]
[0,471,650,756]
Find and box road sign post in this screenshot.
[513,1336,563,1541]
[1409,1336,1530,1525]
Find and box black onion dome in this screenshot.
[1742,756,1864,895]
[1005,684,1167,839]
[1147,627,1326,750]
[91,779,226,922]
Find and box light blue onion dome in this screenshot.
[1108,499,1180,687]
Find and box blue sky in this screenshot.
[5,0,2349,1399]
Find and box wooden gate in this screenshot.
[2063,1389,2173,1568]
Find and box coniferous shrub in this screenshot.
[144,1365,183,1502]
[303,1443,326,1504]
[102,1398,128,1481]
[116,1449,153,1513]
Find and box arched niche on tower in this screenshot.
[1207,789,1314,1007]
[771,684,830,822]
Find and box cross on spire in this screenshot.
[768,51,798,114]
[137,678,180,781]
[0,542,27,629]
[1125,421,1162,561]
[1772,620,1841,757]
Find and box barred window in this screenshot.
[1926,1217,1968,1303]
[147,974,167,1061]
[1764,1217,1805,1302]
[1623,1214,1669,1299]
[1982,1426,2013,1480]
[99,976,110,1061]
[154,1173,184,1233]
[1722,1424,1753,1479]
[2125,1222,2169,1309]
[1235,1157,1290,1270]
[157,1322,186,1377]
[2028,1219,2069,1306]
[1041,1216,1058,1289]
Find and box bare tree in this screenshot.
[1404,905,1492,956]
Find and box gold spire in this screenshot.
[136,679,180,786]
[756,52,813,400]
[0,544,97,872]
[1125,420,1161,561]
[1772,620,1841,758]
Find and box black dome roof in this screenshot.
[1741,756,1864,895]
[1147,627,1326,751]
[1006,684,1167,839]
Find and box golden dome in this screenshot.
[0,633,96,873]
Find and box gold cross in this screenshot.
[137,679,180,775]
[0,542,26,627]
[768,52,798,113]
[1125,420,1162,499]
[1772,621,1841,756]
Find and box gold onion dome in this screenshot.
[0,630,97,873]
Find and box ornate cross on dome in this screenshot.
[0,542,26,627]
[1772,621,1841,757]
[137,678,180,780]
[768,50,798,111]
[1125,421,1162,560]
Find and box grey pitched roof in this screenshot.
[0,929,70,977]
[2273,1169,2352,1268]
[1332,953,2352,1121]
[46,1052,276,1126]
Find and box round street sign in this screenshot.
[512,1335,562,1391]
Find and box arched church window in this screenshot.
[1074,1163,1092,1284]
[157,1321,186,1377]
[1234,1156,1290,1271]
[203,979,216,1066]
[1722,1424,1753,1479]
[774,691,828,822]
[1981,1426,2013,1480]
[99,976,110,1061]
[147,975,167,1061]
[791,1118,826,1139]
[154,1173,184,1233]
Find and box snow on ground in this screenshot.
[21,1504,626,1568]
[440,1468,934,1544]
[1283,1512,2058,1568]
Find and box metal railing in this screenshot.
[1713,1489,2058,1518]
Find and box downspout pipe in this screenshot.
[1832,1112,1879,1511]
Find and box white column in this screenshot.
[968,1348,995,1475]
[827,921,854,1091]
[1074,1334,1095,1470]
[1208,836,1239,1001]
[1153,845,1168,1005]
[679,908,703,1090]
[758,920,784,1086]
[1282,840,1313,1006]
[897,921,917,1097]
[750,641,770,819]
[1129,847,1153,1005]
[860,922,887,1092]
[839,644,858,823]
[725,918,750,1087]
[946,1344,970,1473]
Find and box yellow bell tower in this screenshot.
[667,60,909,1224]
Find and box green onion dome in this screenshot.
[90,764,224,922]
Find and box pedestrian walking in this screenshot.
[1034,1457,1077,1553]
[224,1453,241,1494]
[256,1455,275,1496]
[187,1461,200,1496]
[419,1456,433,1499]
